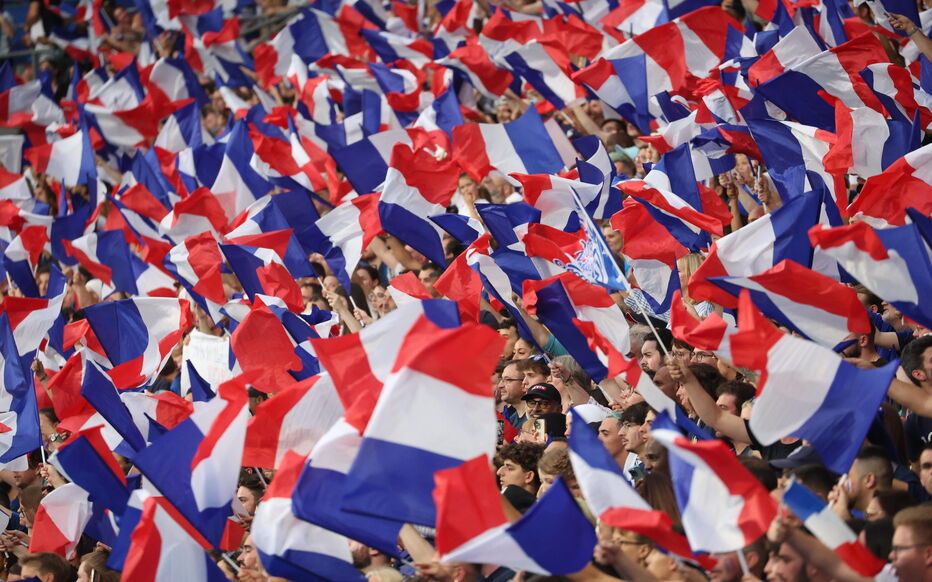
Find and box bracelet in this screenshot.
[910,27,921,36]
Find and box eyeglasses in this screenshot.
[692,351,716,359]
[48,433,70,443]
[526,399,552,408]
[890,544,930,555]
[502,377,523,384]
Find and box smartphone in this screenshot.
[533,418,547,442]
[496,419,505,446]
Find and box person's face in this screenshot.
[764,543,807,582]
[525,397,560,417]
[36,272,49,296]
[639,340,662,373]
[537,469,555,498]
[864,495,886,521]
[709,551,742,582]
[354,269,375,293]
[500,364,524,405]
[522,369,548,391]
[675,384,695,415]
[513,339,534,359]
[323,275,340,293]
[691,350,718,366]
[889,525,932,582]
[498,326,518,358]
[909,346,932,385]
[639,410,656,444]
[237,486,258,516]
[613,529,650,564]
[238,535,259,570]
[39,413,57,446]
[598,418,626,459]
[418,269,440,295]
[919,449,932,495]
[652,367,677,400]
[619,421,643,454]
[497,459,532,489]
[641,439,666,473]
[602,228,623,253]
[12,467,37,488]
[716,393,738,416]
[458,175,478,197]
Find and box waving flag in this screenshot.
[651,412,777,553]
[436,455,597,575]
[689,191,826,308]
[242,374,344,469]
[453,108,564,181]
[669,291,737,361]
[29,483,93,557]
[24,129,96,187]
[0,313,40,462]
[52,425,130,514]
[341,317,504,526]
[522,272,630,382]
[810,221,932,330]
[730,290,898,473]
[252,451,364,581]
[846,142,932,227]
[63,230,140,295]
[823,101,919,180]
[83,297,191,389]
[782,479,886,577]
[132,378,250,546]
[120,493,227,582]
[708,259,870,348]
[568,409,713,566]
[378,144,459,266]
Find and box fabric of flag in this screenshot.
[651,412,778,553]
[730,290,899,473]
[436,456,597,575]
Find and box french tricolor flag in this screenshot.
[378,144,459,266]
[24,129,96,187]
[252,450,364,581]
[0,313,43,462]
[119,492,228,582]
[501,40,587,110]
[708,259,871,348]
[164,232,227,321]
[453,108,565,182]
[82,297,191,389]
[52,425,131,514]
[669,290,737,361]
[689,191,827,308]
[522,272,630,382]
[158,187,229,241]
[823,100,919,180]
[568,409,714,567]
[781,479,886,577]
[436,455,597,575]
[437,37,515,97]
[309,193,380,291]
[651,412,778,553]
[846,142,932,228]
[753,33,888,131]
[330,128,414,195]
[132,378,250,547]
[730,290,899,474]
[341,316,504,526]
[242,374,344,469]
[810,220,932,330]
[63,230,140,295]
[28,483,93,557]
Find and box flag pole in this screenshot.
[736,549,750,577]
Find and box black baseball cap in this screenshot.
[521,383,561,403]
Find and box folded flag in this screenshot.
[730,290,898,474]
[28,483,93,557]
[651,412,777,553]
[708,259,870,348]
[809,220,932,330]
[781,478,886,577]
[436,455,597,575]
[252,450,364,581]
